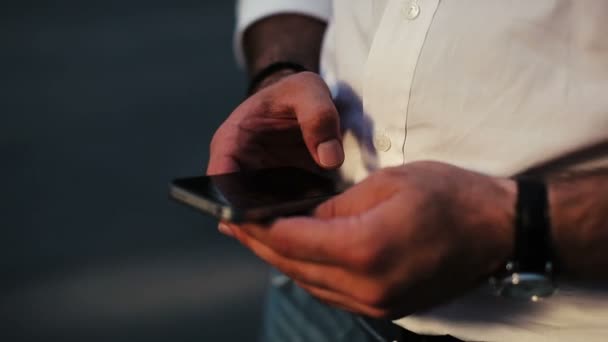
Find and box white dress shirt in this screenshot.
[236,1,608,341]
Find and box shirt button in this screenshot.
[373,133,392,152]
[403,1,420,20]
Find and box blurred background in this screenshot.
[1,1,269,341]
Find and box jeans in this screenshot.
[260,270,395,342]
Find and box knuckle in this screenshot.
[300,106,338,131]
[279,72,318,93]
[409,160,443,170]
[366,310,389,320]
[317,106,340,126]
[274,261,300,280]
[208,130,233,158]
[314,199,336,218]
[209,129,224,151]
[290,71,322,84]
[355,283,394,312]
[229,228,250,247]
[298,110,339,144]
[378,166,405,181]
[369,166,410,191]
[364,306,393,320]
[269,234,295,258]
[368,169,393,185]
[361,288,387,307]
[347,241,385,273]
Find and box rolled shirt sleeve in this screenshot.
[234,0,332,67]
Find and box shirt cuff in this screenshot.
[234,0,332,68]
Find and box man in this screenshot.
[208,0,608,341]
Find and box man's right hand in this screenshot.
[207,71,344,175]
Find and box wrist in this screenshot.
[546,169,608,280]
[248,69,299,95]
[486,177,517,275]
[491,176,560,299]
[548,177,588,278]
[247,61,309,95]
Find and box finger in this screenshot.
[226,221,353,292]
[286,73,344,169]
[226,172,403,263]
[294,280,388,319]
[226,221,398,319]
[220,222,384,298]
[235,216,362,265]
[207,126,242,175]
[314,172,399,219]
[228,222,388,318]
[218,221,235,238]
[235,178,404,266]
[206,154,240,175]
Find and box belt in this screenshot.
[358,317,464,342]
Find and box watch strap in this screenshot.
[513,177,555,275]
[247,61,308,95]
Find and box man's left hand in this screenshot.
[221,161,516,319]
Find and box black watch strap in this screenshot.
[247,61,308,95]
[512,177,556,275]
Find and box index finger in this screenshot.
[235,216,358,265]
[238,197,396,268]
[206,154,240,175]
[282,73,344,169]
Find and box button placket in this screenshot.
[363,0,440,166]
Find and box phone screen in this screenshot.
[170,168,339,222]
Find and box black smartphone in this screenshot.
[169,167,339,223]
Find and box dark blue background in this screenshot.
[1,1,268,340]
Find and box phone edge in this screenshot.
[169,185,236,221]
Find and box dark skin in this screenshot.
[208,14,608,319]
[243,15,326,92]
[207,15,340,175]
[549,169,608,278]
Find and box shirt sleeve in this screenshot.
[234,0,332,68]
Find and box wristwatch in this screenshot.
[490,177,558,300]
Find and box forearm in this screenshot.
[549,168,608,279]
[243,14,326,89]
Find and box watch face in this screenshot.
[497,273,556,301]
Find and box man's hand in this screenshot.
[220,161,516,318]
[207,72,344,174]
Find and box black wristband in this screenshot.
[489,176,557,299]
[513,177,556,275]
[247,61,308,95]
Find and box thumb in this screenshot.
[292,76,344,169]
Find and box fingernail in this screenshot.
[218,223,234,237]
[317,139,344,168]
